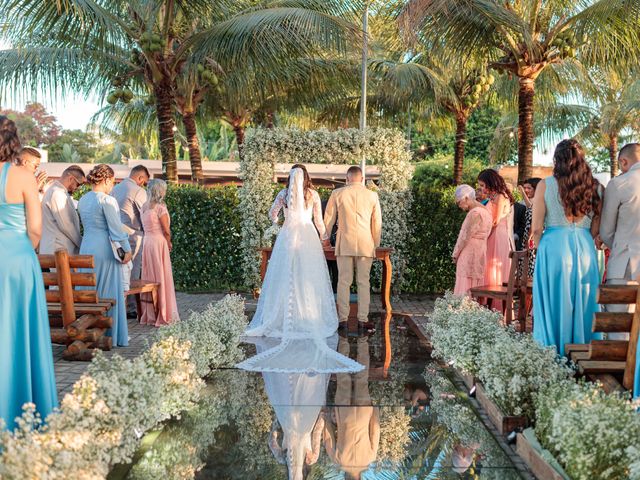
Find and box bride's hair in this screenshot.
[286,164,314,208]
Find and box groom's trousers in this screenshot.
[336,256,373,322]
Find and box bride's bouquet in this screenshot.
[263,223,281,247]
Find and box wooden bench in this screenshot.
[470,250,529,328]
[39,249,115,361]
[125,279,159,322]
[567,284,639,393]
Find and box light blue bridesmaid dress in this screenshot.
[78,191,131,347]
[533,176,600,356]
[0,162,58,430]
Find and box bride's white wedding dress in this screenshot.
[236,168,363,373]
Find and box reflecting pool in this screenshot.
[124,314,522,479]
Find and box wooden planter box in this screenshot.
[459,371,476,391]
[516,431,567,480]
[475,383,527,435]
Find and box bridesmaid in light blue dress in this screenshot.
[78,164,132,347]
[0,116,57,430]
[531,139,602,356]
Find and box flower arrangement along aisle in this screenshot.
[427,292,640,480]
[0,295,247,480]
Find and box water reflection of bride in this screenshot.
[250,337,334,480]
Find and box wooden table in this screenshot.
[258,247,393,312]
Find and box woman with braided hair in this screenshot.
[78,164,132,346]
[0,115,57,430]
[531,139,602,355]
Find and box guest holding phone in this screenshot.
[78,164,132,346]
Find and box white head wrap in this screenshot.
[455,184,476,201]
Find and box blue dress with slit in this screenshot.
[533,176,600,355]
[0,162,58,430]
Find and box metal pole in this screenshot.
[359,2,368,183]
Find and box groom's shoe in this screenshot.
[358,320,376,332]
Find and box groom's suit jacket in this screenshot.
[324,183,382,258]
[600,162,640,280]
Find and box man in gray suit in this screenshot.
[111,165,149,316]
[600,143,640,337]
[40,165,86,255]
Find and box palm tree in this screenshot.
[1,0,360,182]
[399,0,640,183]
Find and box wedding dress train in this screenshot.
[236,168,363,374]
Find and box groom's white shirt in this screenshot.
[600,162,640,281]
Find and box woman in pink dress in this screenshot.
[452,185,493,295]
[140,179,179,326]
[477,169,514,290]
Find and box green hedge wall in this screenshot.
[166,184,244,292]
[403,185,464,293]
[161,183,462,294]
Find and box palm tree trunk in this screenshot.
[453,113,467,185]
[608,133,619,177]
[233,123,245,160]
[517,77,535,183]
[182,111,203,183]
[154,78,178,183]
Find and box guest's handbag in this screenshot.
[110,241,126,262]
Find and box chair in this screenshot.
[470,250,529,327]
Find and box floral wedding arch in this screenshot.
[239,127,413,291]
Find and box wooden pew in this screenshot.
[39,249,115,361]
[569,284,639,393]
[470,250,529,328]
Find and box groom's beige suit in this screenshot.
[324,183,382,322]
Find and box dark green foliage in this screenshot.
[403,184,465,294]
[166,184,244,292]
[412,154,485,188]
[154,182,462,294]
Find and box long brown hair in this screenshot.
[285,164,314,207]
[553,139,601,217]
[0,115,21,164]
[477,169,514,204]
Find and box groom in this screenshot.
[324,166,382,329]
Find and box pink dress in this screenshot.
[484,194,513,287]
[141,203,179,326]
[453,206,493,295]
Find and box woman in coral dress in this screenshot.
[452,185,493,295]
[140,179,179,326]
[478,169,514,286]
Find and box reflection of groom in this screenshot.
[324,166,382,328]
[324,335,380,479]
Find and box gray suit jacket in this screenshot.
[111,177,147,236]
[600,163,640,280]
[40,181,82,254]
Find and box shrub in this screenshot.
[412,153,485,189]
[425,293,504,376]
[166,184,244,292]
[535,381,640,480]
[477,333,574,418]
[404,185,464,293]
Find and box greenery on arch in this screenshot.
[239,127,413,292]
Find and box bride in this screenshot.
[236,164,363,373]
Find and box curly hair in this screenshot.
[285,164,314,208]
[0,115,22,164]
[86,164,115,185]
[477,168,514,204]
[147,178,167,206]
[553,139,601,217]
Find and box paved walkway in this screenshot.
[53,293,436,396]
